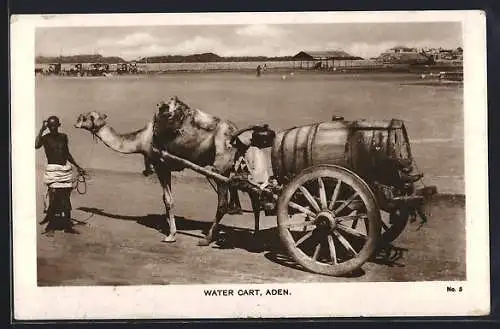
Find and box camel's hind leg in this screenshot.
[248,192,267,252]
[228,187,243,214]
[155,164,177,243]
[198,183,228,246]
[249,192,261,238]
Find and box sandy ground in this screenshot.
[35,73,464,194]
[37,168,465,285]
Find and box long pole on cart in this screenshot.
[151,147,277,200]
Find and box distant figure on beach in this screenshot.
[35,116,86,235]
[256,65,262,77]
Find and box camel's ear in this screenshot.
[102,113,107,120]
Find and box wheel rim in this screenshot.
[277,165,381,276]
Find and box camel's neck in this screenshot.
[96,122,153,155]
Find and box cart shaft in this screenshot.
[152,147,230,183]
[152,147,279,200]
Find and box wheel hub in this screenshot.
[316,211,337,230]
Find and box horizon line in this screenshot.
[35,45,463,61]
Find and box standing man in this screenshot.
[256,65,262,77]
[35,116,86,234]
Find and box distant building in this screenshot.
[377,46,463,63]
[292,50,363,69]
[387,46,417,53]
[375,46,435,65]
[421,47,463,62]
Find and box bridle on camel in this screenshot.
[73,114,104,194]
[88,115,102,143]
[46,115,101,205]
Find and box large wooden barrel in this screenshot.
[271,119,413,184]
[271,121,351,182]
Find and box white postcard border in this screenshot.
[11,11,489,319]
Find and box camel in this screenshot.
[74,96,263,246]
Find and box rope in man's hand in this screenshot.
[74,169,90,195]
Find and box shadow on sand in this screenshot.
[77,206,408,277]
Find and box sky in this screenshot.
[35,22,462,60]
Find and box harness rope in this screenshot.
[74,170,89,194]
[206,177,218,193]
[67,127,102,224]
[72,130,98,195]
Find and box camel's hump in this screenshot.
[191,108,221,131]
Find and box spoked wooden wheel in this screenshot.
[277,165,381,276]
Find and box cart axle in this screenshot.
[315,211,337,230]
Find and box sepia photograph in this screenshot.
[11,11,489,319]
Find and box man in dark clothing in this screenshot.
[35,116,86,234]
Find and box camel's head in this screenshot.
[74,111,108,133]
[155,96,189,131]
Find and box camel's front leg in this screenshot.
[142,155,154,177]
[156,166,176,242]
[162,182,177,243]
[198,183,228,246]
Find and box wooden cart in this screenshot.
[154,117,436,277]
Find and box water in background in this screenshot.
[35,72,463,193]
